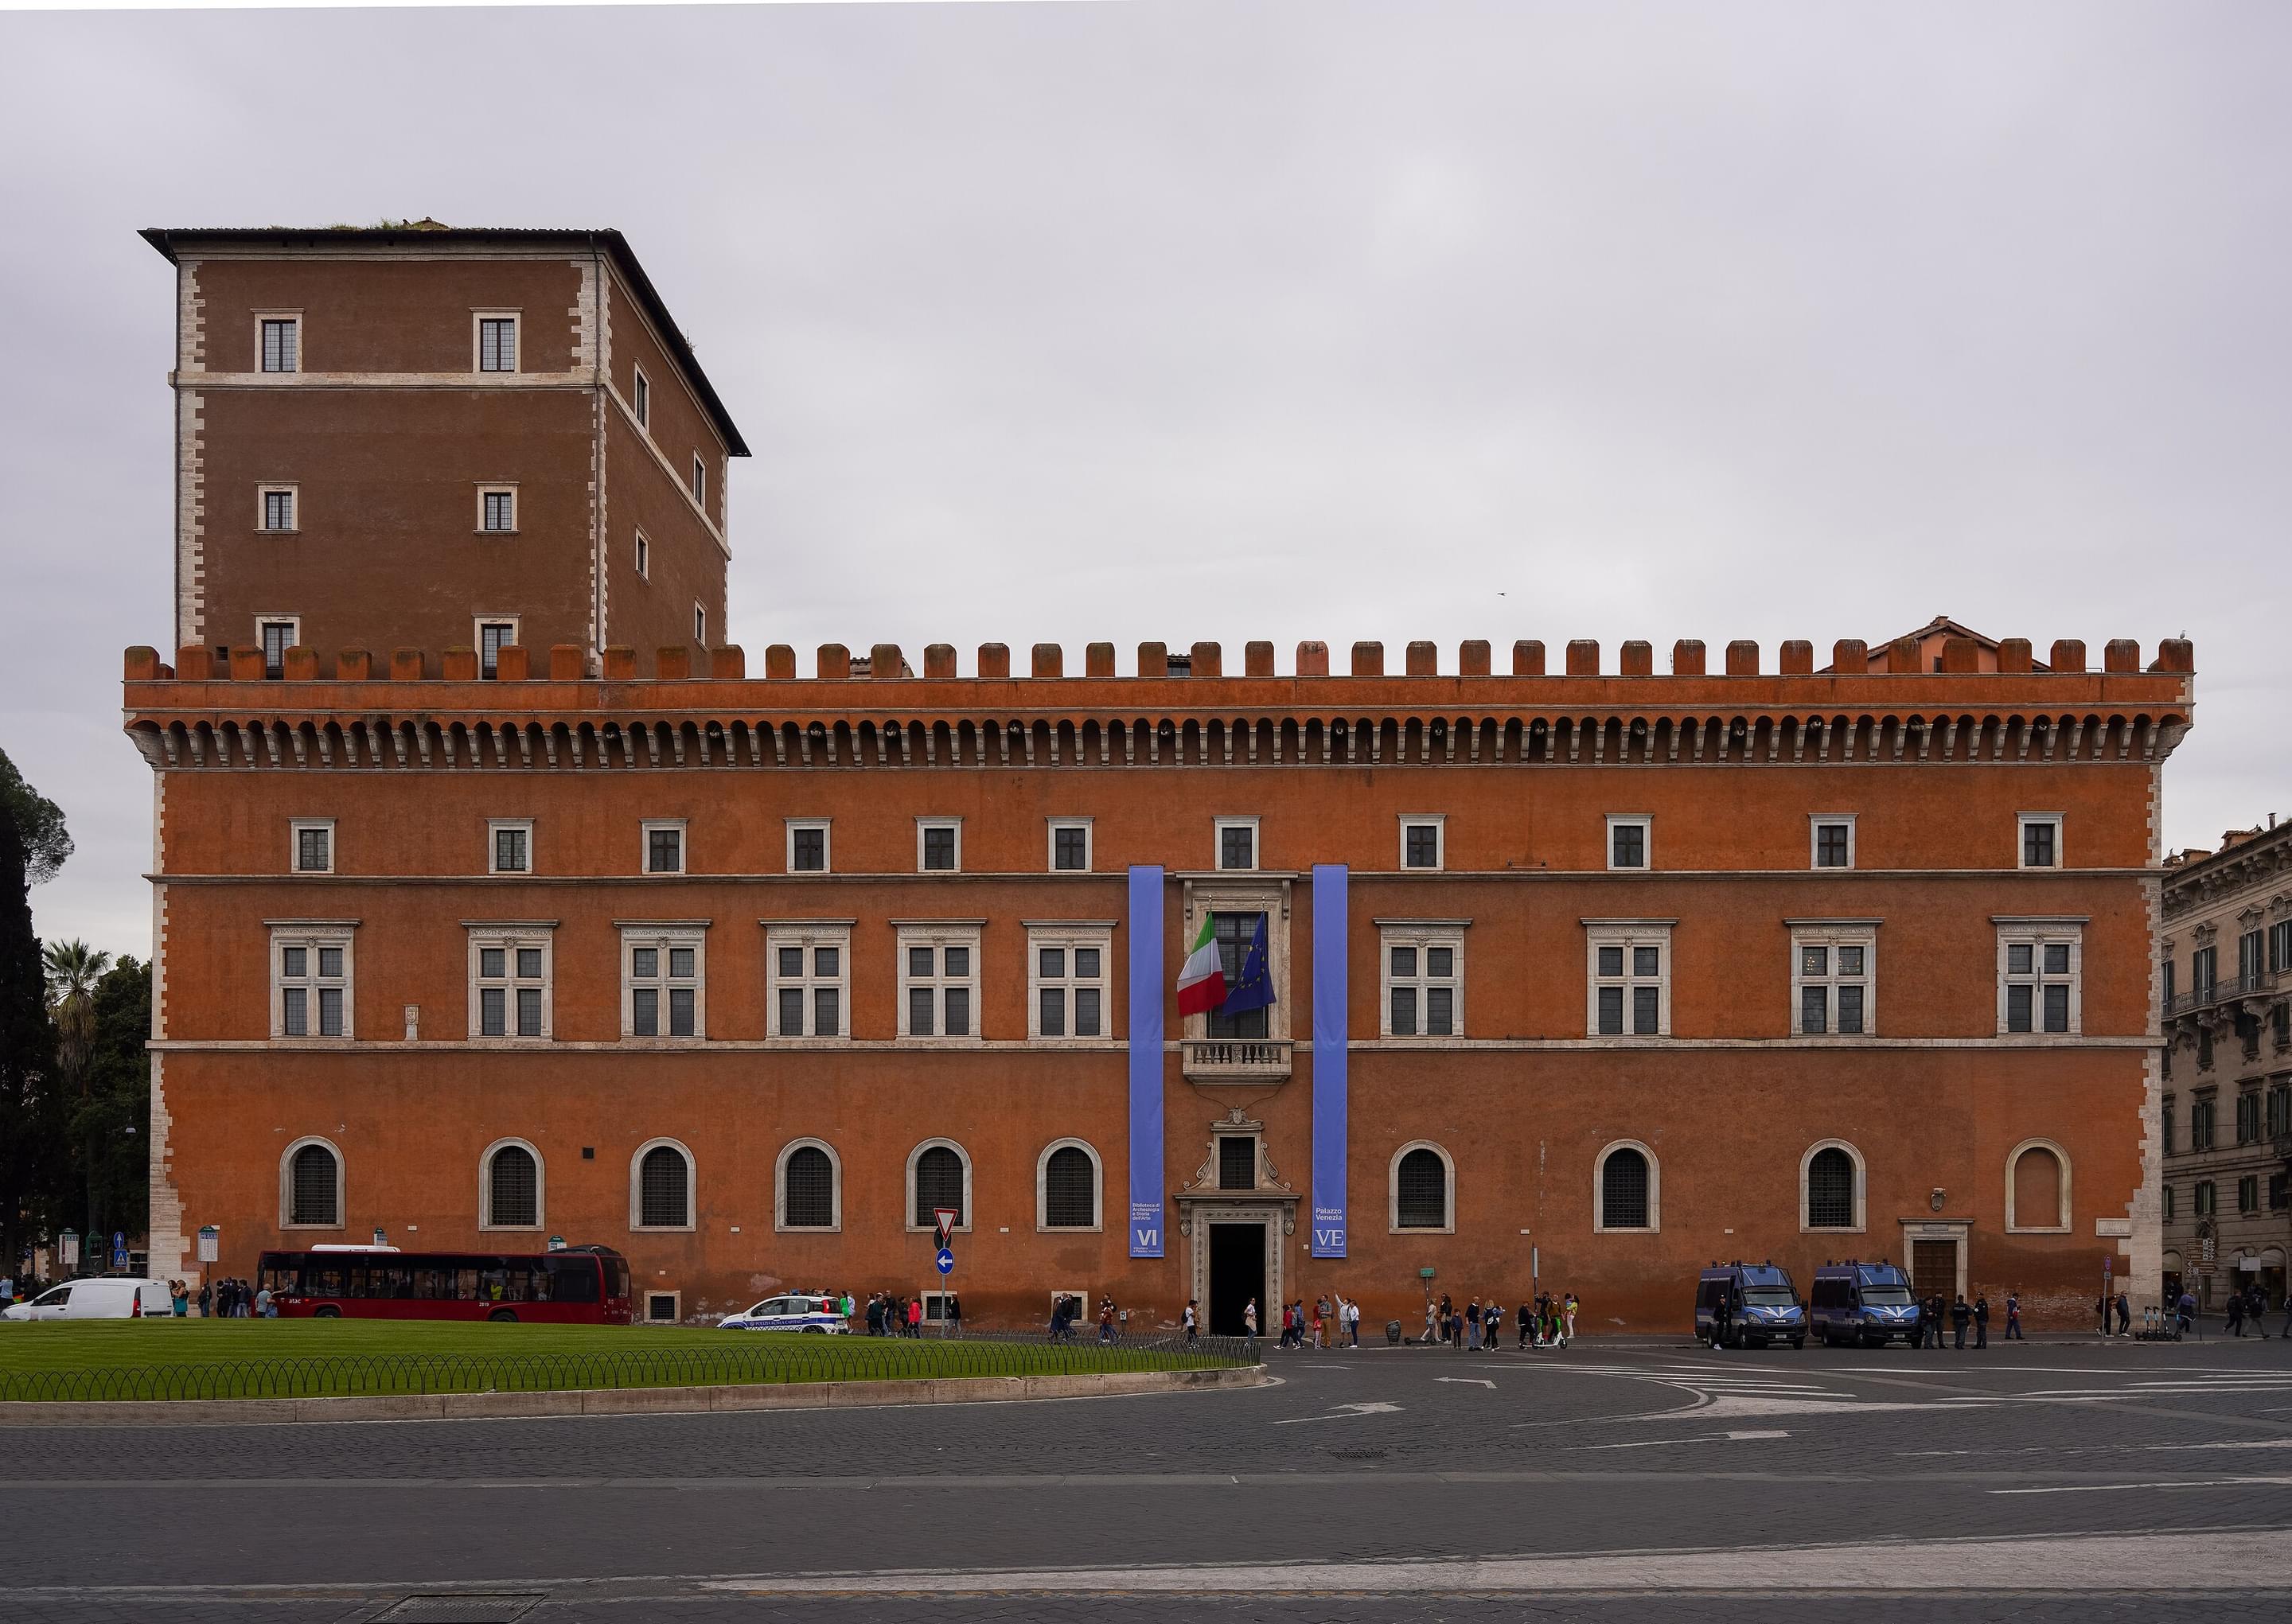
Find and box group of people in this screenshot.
[864,1289,952,1336]
[196,1278,272,1318]
[1422,1291,1577,1349]
[2216,1282,2290,1338]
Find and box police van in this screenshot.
[1694,1263,1807,1349]
[718,1291,849,1334]
[1807,1260,1919,1347]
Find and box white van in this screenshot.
[1,1277,173,1321]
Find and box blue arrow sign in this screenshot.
[935,1248,954,1275]
[111,1233,128,1267]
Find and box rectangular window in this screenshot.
[259,618,298,677]
[1401,818,1444,871]
[1049,820,1093,872]
[489,820,532,875]
[477,315,518,373]
[1030,928,1111,1040]
[470,931,552,1039]
[642,820,687,874]
[632,366,650,428]
[2237,1091,2261,1146]
[259,317,299,373]
[1792,925,1876,1036]
[695,603,707,645]
[2164,1183,2175,1221]
[766,926,850,1039]
[273,929,352,1038]
[2269,1084,2291,1142]
[2163,1096,2177,1156]
[1206,912,1271,1038]
[1811,817,1855,870]
[2272,1172,2290,1212]
[2195,1180,2216,1216]
[633,532,650,578]
[898,928,981,1039]
[477,620,516,679]
[290,819,334,874]
[2272,921,2292,976]
[1607,816,1651,870]
[260,486,297,532]
[2192,1096,2216,1151]
[2239,1174,2260,1214]
[1587,924,1670,1037]
[1999,925,2081,1034]
[918,820,962,873]
[786,820,830,874]
[623,928,704,1041]
[692,455,707,504]
[2018,814,2063,870]
[2239,929,2266,987]
[1382,926,1464,1038]
[480,489,516,533]
[1215,818,1259,871]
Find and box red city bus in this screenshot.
[255,1244,633,1324]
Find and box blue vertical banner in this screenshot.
[1127,864,1166,1258]
[1312,863,1350,1257]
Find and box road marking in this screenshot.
[1270,1401,1403,1425]
[1436,1378,1497,1389]
[1587,1430,1791,1451]
[1994,1478,2292,1495]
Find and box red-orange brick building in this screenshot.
[128,230,2195,1331]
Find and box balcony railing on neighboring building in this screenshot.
[1181,1038,1293,1083]
[2165,970,2281,1018]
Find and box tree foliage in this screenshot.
[0,748,71,886]
[66,956,151,1245]
[0,808,64,1275]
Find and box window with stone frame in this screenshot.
[2239,1174,2260,1213]
[489,820,532,875]
[2237,1089,2262,1146]
[260,316,300,373]
[287,1143,338,1226]
[2162,1095,2177,1157]
[1206,911,1270,1039]
[2272,921,2292,975]
[470,929,552,1039]
[1029,926,1109,1040]
[767,925,849,1039]
[1381,923,1464,1038]
[2269,1083,2291,1143]
[2018,813,2062,869]
[1394,1147,1449,1229]
[1041,1144,1098,1229]
[1587,922,1671,1037]
[2194,1179,2216,1216]
[1401,817,1444,870]
[1607,815,1651,870]
[786,820,831,874]
[273,928,353,1038]
[899,925,980,1039]
[622,925,704,1039]
[1792,923,1875,1036]
[1048,820,1092,872]
[1998,923,2081,1035]
[1811,816,1856,870]
[290,818,334,874]
[2191,1094,2216,1151]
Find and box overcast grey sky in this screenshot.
[2,1,2285,961]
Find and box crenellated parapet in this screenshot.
[121,634,2196,773]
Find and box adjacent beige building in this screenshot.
[2161,817,2292,1310]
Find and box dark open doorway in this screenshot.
[1209,1222,1265,1337]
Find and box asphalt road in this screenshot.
[10,1332,2292,1622]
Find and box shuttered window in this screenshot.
[637,1145,689,1228]
[290,1143,338,1225]
[1600,1148,1650,1229]
[488,1145,538,1227]
[783,1146,835,1228]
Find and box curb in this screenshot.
[0,1361,1267,1427]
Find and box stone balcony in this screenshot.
[1181,1037,1293,1085]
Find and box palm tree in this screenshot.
[43,941,111,1085]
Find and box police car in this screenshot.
[718,1291,849,1333]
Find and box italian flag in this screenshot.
[1176,915,1226,1016]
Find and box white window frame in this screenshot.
[1606,814,1652,871]
[289,817,335,875]
[1995,917,2085,1036]
[487,818,534,875]
[641,819,688,875]
[473,311,520,374]
[905,1138,974,1233]
[1592,1139,1661,1233]
[643,1290,682,1323]
[467,924,555,1042]
[1035,1138,1104,1233]
[917,817,964,874]
[1047,817,1094,873]
[692,454,707,504]
[269,922,356,1040]
[255,617,301,675]
[630,1137,696,1232]
[897,921,983,1042]
[785,818,832,874]
[1378,921,1466,1038]
[1399,815,1446,871]
[694,602,707,645]
[1388,1140,1456,1235]
[477,1137,546,1232]
[1027,923,1113,1042]
[1810,814,1857,870]
[631,364,651,430]
[279,1135,345,1230]
[1585,920,1673,1038]
[1798,1139,1867,1233]
[477,485,518,534]
[258,483,299,533]
[774,1137,844,1233]
[618,922,707,1042]
[256,312,302,374]
[2004,1137,2073,1234]
[633,531,650,578]
[765,922,852,1041]
[1789,921,1878,1038]
[474,617,520,679]
[1214,816,1261,871]
[2018,812,2064,870]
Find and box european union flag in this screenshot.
[1218,913,1276,1017]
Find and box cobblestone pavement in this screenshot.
[8,1335,2292,1621]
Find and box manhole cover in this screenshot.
[380,1595,545,1622]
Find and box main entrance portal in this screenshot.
[1208,1223,1265,1336]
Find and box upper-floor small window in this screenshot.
[479,488,516,533]
[643,820,687,875]
[259,486,298,532]
[692,455,707,505]
[2019,813,2063,870]
[1607,815,1651,870]
[1215,817,1259,871]
[694,603,707,645]
[477,619,517,679]
[632,366,651,429]
[634,532,649,578]
[489,820,532,875]
[1401,818,1444,870]
[477,314,518,373]
[273,929,352,1038]
[259,317,299,373]
[1811,816,1856,869]
[918,819,962,873]
[2271,921,2292,976]
[290,818,334,874]
[259,618,298,678]
[786,820,830,874]
[1998,921,2081,1034]
[1049,820,1093,872]
[1588,921,1670,1037]
[2162,1095,2177,1156]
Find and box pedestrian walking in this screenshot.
[1950,1295,1970,1349]
[2228,1291,2246,1338]
[1348,1296,1362,1346]
[197,1279,212,1318]
[2177,1287,2197,1339]
[2097,1292,2114,1338]
[1974,1293,1990,1349]
[2004,1291,2022,1340]
[1564,1292,1579,1342]
[1465,1299,1482,1351]
[946,1291,961,1338]
[1183,1299,1199,1347]
[2114,1291,2131,1338]
[1244,1298,1258,1353]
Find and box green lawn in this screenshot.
[0,1318,1245,1402]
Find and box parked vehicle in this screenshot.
[256,1244,632,1323]
[1694,1263,1807,1348]
[1808,1260,1920,1347]
[1,1276,172,1321]
[719,1292,849,1333]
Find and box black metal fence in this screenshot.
[0,1331,1256,1404]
